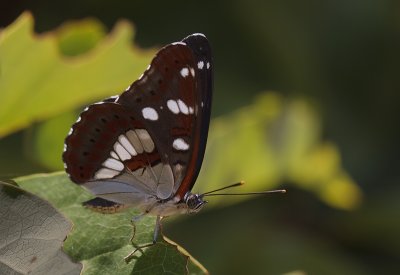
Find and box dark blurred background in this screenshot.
[1,0,400,274]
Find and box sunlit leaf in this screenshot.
[28,111,78,170]
[0,12,156,137]
[55,18,107,56]
[196,92,362,210]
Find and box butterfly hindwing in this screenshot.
[63,102,161,184]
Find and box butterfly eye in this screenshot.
[185,194,206,212]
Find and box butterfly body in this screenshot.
[63,33,212,218]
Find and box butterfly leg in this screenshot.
[124,215,162,263]
[128,213,146,244]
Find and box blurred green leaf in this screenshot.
[0,181,82,274]
[196,92,362,210]
[0,12,156,137]
[55,18,107,56]
[28,111,78,170]
[15,172,208,275]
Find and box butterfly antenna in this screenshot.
[201,181,286,197]
[200,181,245,196]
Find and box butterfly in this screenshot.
[63,33,213,255]
[63,33,285,260]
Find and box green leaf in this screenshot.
[0,181,82,274]
[26,111,78,170]
[196,92,362,210]
[0,12,156,137]
[55,18,107,56]
[15,172,208,274]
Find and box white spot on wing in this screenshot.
[197,61,204,69]
[119,135,137,156]
[173,138,189,151]
[190,67,195,77]
[180,67,189,78]
[142,107,158,121]
[135,129,155,152]
[174,163,184,177]
[192,33,206,38]
[103,158,124,171]
[206,62,211,69]
[110,151,119,159]
[139,75,147,83]
[188,107,194,114]
[114,142,131,161]
[126,130,144,153]
[167,99,180,114]
[94,168,120,179]
[177,99,189,114]
[171,42,186,46]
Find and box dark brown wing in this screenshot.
[63,102,161,184]
[63,34,212,202]
[175,33,213,198]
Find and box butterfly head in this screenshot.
[184,192,207,213]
